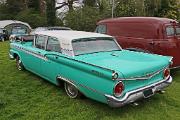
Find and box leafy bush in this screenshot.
[0,4,14,20]
[114,0,138,17]
[15,9,47,28]
[64,7,102,32]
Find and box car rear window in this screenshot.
[72,37,120,55]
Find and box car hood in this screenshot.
[74,50,172,79]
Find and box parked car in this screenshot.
[9,27,29,41]
[96,17,180,68]
[30,26,72,35]
[9,30,173,107]
[0,28,8,41]
[10,34,34,43]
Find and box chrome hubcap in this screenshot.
[65,83,78,98]
[17,58,22,70]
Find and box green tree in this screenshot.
[5,0,24,15]
[84,0,96,7]
[46,0,56,26]
[114,0,137,17]
[65,6,101,31]
[15,9,47,28]
[144,0,179,20]
[0,4,14,19]
[144,0,161,16]
[28,0,40,10]
[158,0,179,20]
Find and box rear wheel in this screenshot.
[64,82,80,99]
[16,56,24,71]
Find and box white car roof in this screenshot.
[35,30,114,56]
[36,30,113,42]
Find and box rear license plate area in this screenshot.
[143,89,153,98]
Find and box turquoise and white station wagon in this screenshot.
[9,30,173,107]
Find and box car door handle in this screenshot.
[149,41,155,45]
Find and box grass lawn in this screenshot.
[0,41,180,120]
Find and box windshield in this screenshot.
[166,26,175,36]
[72,37,121,55]
[12,28,26,34]
[166,25,180,36]
[175,26,180,36]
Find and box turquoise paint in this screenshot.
[9,41,172,104]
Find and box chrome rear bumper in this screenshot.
[171,66,180,70]
[105,76,172,107]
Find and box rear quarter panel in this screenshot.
[43,54,117,104]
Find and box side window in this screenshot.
[166,26,175,36]
[47,37,61,52]
[35,35,46,49]
[95,24,107,34]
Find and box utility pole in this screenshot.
[110,0,115,18]
[40,0,46,15]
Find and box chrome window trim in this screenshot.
[46,36,61,53]
[71,37,122,56]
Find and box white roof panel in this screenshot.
[36,30,114,56]
[0,20,31,29]
[36,30,113,42]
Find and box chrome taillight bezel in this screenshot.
[163,68,170,79]
[113,81,124,97]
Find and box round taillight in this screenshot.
[163,68,170,79]
[114,81,124,97]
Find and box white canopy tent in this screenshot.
[0,20,31,35]
[0,20,31,29]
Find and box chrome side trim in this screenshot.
[12,44,48,61]
[78,83,105,95]
[171,65,180,69]
[57,76,104,95]
[117,67,166,81]
[105,76,172,107]
[57,76,77,88]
